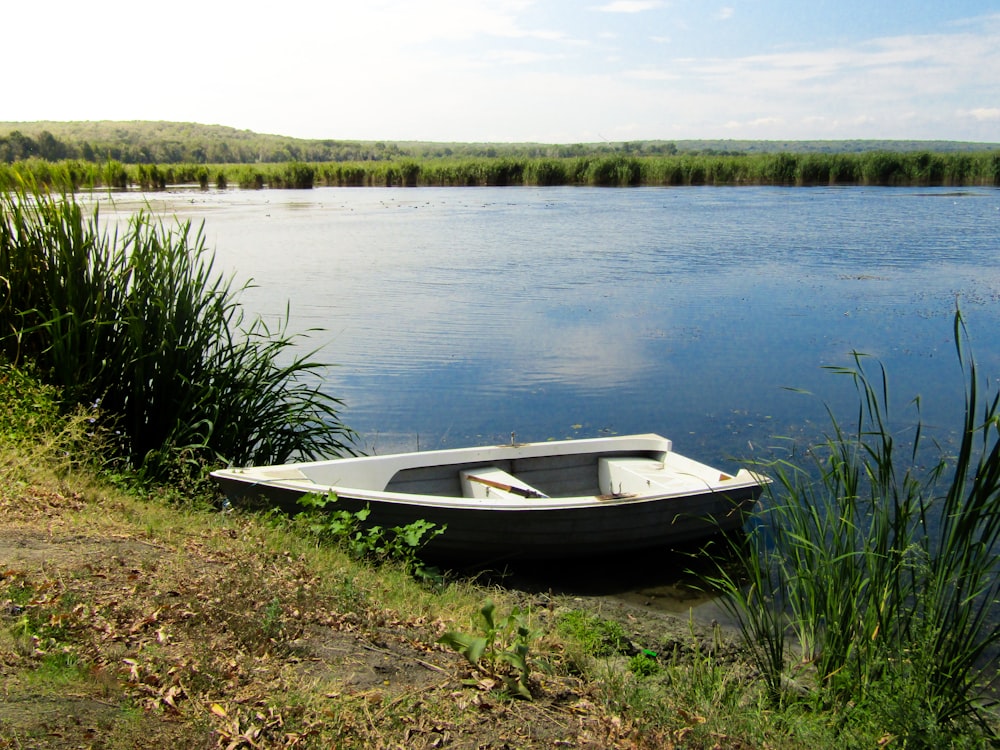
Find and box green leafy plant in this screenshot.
[438,599,541,699]
[628,650,661,678]
[0,361,62,444]
[297,492,444,581]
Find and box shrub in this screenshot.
[296,491,444,581]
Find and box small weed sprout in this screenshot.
[438,599,541,700]
[261,598,284,641]
[555,609,632,658]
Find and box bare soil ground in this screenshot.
[0,483,724,749]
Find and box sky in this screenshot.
[5,1,1000,143]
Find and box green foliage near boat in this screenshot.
[556,609,633,658]
[295,491,445,582]
[711,311,1000,745]
[0,186,355,479]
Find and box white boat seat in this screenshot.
[460,467,548,500]
[599,457,682,497]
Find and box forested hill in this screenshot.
[2,120,998,164]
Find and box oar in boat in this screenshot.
[465,474,547,499]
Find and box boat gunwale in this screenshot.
[270,432,673,472]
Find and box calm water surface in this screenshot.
[96,185,1000,461]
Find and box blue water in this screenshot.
[96,185,1000,470]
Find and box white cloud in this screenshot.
[715,7,735,21]
[486,49,568,65]
[644,23,1000,103]
[623,68,681,81]
[724,117,783,130]
[593,1,664,13]
[961,108,1000,122]
[338,0,567,43]
[585,16,1000,141]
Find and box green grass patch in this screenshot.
[555,609,632,657]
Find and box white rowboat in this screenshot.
[210,433,768,560]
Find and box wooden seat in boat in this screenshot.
[460,467,548,499]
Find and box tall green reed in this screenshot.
[711,311,1000,739]
[3,150,998,191]
[0,185,354,478]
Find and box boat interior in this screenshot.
[378,448,710,500]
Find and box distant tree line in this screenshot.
[0,125,684,165]
[0,128,411,164]
[3,121,998,167]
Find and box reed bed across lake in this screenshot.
[2,150,999,192]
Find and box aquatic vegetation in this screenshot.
[711,310,1000,743]
[2,149,998,190]
[0,186,355,478]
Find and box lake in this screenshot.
[93,185,1000,466]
